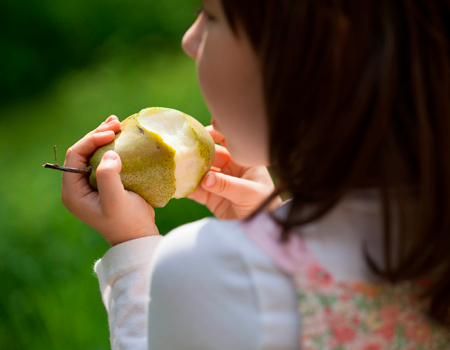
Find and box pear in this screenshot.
[44,107,215,208]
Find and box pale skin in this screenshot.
[61,0,281,246]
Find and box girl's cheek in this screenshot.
[196,47,216,100]
[197,68,215,110]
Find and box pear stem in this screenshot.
[43,163,93,175]
[42,145,92,176]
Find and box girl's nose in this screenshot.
[182,17,202,60]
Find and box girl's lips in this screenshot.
[211,118,219,131]
[211,118,224,135]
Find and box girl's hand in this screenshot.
[188,125,282,220]
[61,115,159,246]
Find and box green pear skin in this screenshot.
[87,108,215,208]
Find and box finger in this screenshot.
[89,116,120,134]
[62,130,118,197]
[99,115,118,126]
[96,151,126,216]
[186,186,210,205]
[211,144,249,178]
[212,145,231,169]
[201,171,261,204]
[206,125,227,146]
[64,131,116,170]
[104,115,119,123]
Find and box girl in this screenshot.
[61,0,450,349]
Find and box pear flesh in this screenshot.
[139,108,205,198]
[88,107,215,208]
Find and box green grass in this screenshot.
[0,48,213,349]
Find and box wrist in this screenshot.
[101,223,160,247]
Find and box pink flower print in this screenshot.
[303,310,329,337]
[307,264,332,287]
[375,323,396,341]
[332,325,356,344]
[362,344,383,350]
[351,314,360,327]
[403,312,419,323]
[329,313,348,328]
[379,305,400,322]
[404,322,431,343]
[366,312,384,331]
[302,347,316,350]
[336,300,357,315]
[339,293,350,302]
[326,338,340,349]
[300,334,308,344]
[348,334,387,350]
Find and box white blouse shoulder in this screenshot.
[147,218,300,350]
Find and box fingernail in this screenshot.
[205,172,215,187]
[103,151,118,161]
[105,115,117,123]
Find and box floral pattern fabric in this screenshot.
[293,247,450,349]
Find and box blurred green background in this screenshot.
[0,0,213,348]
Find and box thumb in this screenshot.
[96,150,125,215]
[201,171,259,204]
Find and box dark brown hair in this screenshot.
[221,0,450,326]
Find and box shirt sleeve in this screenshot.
[94,235,163,350]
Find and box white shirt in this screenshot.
[95,220,300,350]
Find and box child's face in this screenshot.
[182,0,269,166]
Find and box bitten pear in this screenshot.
[87,107,215,207]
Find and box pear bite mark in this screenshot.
[138,108,213,198]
